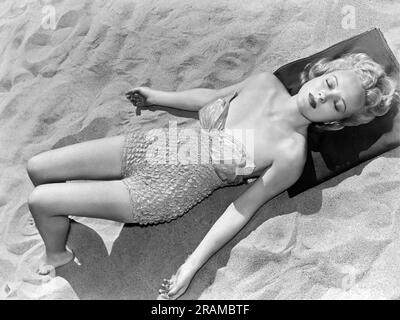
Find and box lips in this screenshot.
[308,92,316,109]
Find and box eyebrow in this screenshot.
[333,74,347,113]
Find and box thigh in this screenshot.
[28,135,127,183]
[29,180,133,223]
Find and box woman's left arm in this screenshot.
[162,146,306,299]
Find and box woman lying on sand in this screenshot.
[26,53,397,299]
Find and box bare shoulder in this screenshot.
[249,71,276,87]
[253,72,287,90]
[233,132,307,216]
[214,72,274,98]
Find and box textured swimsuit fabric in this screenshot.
[121,93,251,225]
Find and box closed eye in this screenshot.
[334,102,339,112]
[325,79,331,89]
[326,78,334,89]
[334,101,345,113]
[333,74,347,113]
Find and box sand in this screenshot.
[199,147,400,300]
[0,0,399,299]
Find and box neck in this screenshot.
[270,93,312,138]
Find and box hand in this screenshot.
[125,86,153,107]
[157,263,196,300]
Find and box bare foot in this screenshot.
[36,248,75,275]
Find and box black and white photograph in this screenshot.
[0,0,399,305]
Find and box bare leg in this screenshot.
[25,134,131,272]
[26,135,126,186]
[28,180,133,273]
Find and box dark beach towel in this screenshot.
[272,28,400,197]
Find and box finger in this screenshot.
[168,285,180,297]
[169,291,182,300]
[132,94,144,102]
[157,293,170,300]
[158,288,168,295]
[161,282,170,289]
[168,290,180,299]
[161,285,169,291]
[163,279,173,289]
[126,91,137,98]
[132,97,145,107]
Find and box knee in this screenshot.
[26,155,44,186]
[28,185,48,216]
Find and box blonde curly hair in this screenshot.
[300,53,399,131]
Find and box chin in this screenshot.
[297,94,315,122]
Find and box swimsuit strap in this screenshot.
[214,90,239,131]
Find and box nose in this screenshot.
[317,91,326,103]
[317,90,337,103]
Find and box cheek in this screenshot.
[299,84,310,103]
[300,81,311,93]
[312,103,335,121]
[321,103,335,115]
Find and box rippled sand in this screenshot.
[0,0,399,299]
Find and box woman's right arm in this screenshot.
[163,142,307,299]
[134,72,266,112]
[183,148,305,274]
